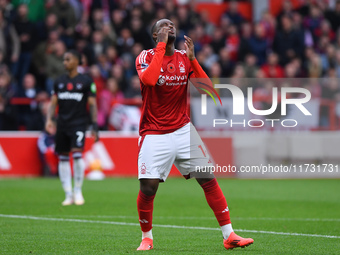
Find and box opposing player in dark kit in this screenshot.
[46,50,99,206]
[135,19,254,250]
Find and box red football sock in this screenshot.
[201,178,231,226]
[137,190,155,232]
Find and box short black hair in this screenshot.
[67,49,82,65]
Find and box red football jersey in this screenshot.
[136,46,194,136]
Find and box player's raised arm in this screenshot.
[185,35,209,80]
[135,27,169,86]
[45,94,57,135]
[185,35,217,97]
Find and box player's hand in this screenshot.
[184,35,195,61]
[92,130,99,143]
[157,27,169,44]
[45,119,56,135]
[91,123,99,143]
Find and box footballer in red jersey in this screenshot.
[135,19,253,251]
[136,43,192,135]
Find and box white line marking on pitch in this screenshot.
[43,214,340,222]
[0,214,339,239]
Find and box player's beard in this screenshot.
[168,34,176,43]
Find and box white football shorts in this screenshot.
[138,123,213,181]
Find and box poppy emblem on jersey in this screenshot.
[140,163,146,174]
[67,83,73,91]
[179,62,185,73]
[167,63,176,73]
[76,83,83,90]
[58,83,64,89]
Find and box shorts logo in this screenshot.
[67,83,73,91]
[58,83,64,89]
[167,63,176,73]
[76,83,83,90]
[140,163,146,174]
[179,62,185,73]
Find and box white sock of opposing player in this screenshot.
[73,152,85,193]
[142,230,153,240]
[221,223,234,239]
[58,155,72,197]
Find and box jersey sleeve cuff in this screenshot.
[190,58,198,65]
[156,42,167,49]
[190,58,201,71]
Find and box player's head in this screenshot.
[151,19,176,44]
[63,50,82,71]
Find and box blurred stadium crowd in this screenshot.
[0,0,340,131]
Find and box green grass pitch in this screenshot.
[0,178,339,254]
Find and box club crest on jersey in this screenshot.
[76,83,83,90]
[58,83,64,89]
[67,83,73,91]
[167,63,176,73]
[140,163,146,174]
[179,62,185,73]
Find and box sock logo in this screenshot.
[139,219,149,223]
[222,207,229,213]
